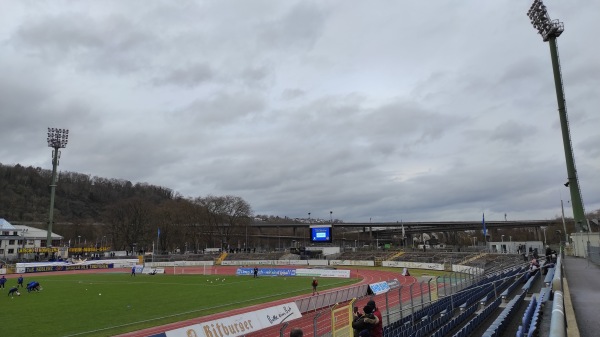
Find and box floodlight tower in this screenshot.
[527,0,587,232]
[46,127,69,248]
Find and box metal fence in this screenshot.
[588,244,600,266]
[267,271,484,337]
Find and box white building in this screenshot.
[0,218,63,262]
[487,240,544,255]
[569,232,600,258]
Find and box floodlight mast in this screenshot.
[46,127,69,249]
[527,0,587,233]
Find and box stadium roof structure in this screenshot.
[0,218,17,230]
[12,224,63,240]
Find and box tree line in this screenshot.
[0,163,253,253]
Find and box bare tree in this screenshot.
[104,198,153,253]
[196,195,253,250]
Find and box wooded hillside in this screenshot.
[0,163,253,253]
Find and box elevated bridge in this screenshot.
[250,219,561,243]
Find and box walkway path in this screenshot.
[563,256,600,337]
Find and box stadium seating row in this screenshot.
[383,265,524,337]
[482,290,526,336]
[430,303,477,337]
[394,266,524,337]
[451,297,502,337]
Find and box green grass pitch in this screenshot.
[0,273,359,337]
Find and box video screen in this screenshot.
[310,226,332,243]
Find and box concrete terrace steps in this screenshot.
[389,251,405,260]
[215,252,227,265]
[460,252,487,265]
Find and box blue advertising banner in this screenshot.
[236,268,296,277]
[368,281,391,295]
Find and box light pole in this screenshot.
[46,127,69,248]
[101,235,106,257]
[471,237,476,248]
[501,235,505,253]
[20,229,29,260]
[307,212,311,247]
[560,200,569,243]
[541,226,548,246]
[527,0,587,232]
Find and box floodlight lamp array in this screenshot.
[527,0,563,42]
[47,127,69,148]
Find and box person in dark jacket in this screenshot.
[366,300,383,337]
[358,329,371,337]
[8,286,20,297]
[352,305,378,337]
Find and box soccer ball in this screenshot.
[17,292,21,296]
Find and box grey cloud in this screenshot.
[12,12,160,73]
[489,121,535,144]
[178,91,266,127]
[153,63,215,87]
[239,66,271,86]
[257,2,327,51]
[281,89,306,100]
[579,134,600,157]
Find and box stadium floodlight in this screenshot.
[527,0,563,42]
[526,1,587,233]
[46,127,69,249]
[47,128,69,148]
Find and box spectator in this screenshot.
[358,329,371,337]
[529,258,540,277]
[545,246,557,264]
[366,300,383,337]
[290,328,303,337]
[352,305,378,337]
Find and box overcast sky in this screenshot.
[1,0,598,223]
